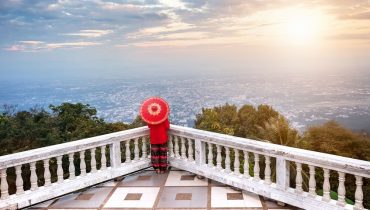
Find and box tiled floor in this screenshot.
[27,167,301,210]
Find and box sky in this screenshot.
[1,0,370,80]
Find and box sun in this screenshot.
[279,8,327,46]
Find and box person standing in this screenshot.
[140,97,170,174]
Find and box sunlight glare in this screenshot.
[280,9,326,46]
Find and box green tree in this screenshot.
[195,103,238,135]
[257,115,300,147]
[302,121,370,160]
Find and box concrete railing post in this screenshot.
[109,141,121,168]
[195,139,206,165]
[276,157,290,190]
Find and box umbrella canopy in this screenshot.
[140,97,169,125]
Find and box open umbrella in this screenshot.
[140,97,169,125]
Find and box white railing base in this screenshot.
[169,157,355,210]
[0,159,150,210]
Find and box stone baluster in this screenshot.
[234,149,240,175]
[208,143,213,167]
[44,159,51,187]
[243,151,250,178]
[0,168,9,199]
[253,153,260,181]
[225,147,231,173]
[91,148,97,173]
[264,156,271,184]
[216,145,222,170]
[354,176,364,210]
[188,138,194,161]
[68,153,75,179]
[308,165,316,197]
[322,168,331,202]
[101,146,107,170]
[80,151,86,176]
[142,137,148,159]
[174,136,180,158]
[30,162,38,191]
[337,172,346,206]
[125,140,131,163]
[15,165,24,195]
[295,162,303,193]
[56,156,63,183]
[134,138,139,161]
[168,136,174,157]
[181,137,186,159]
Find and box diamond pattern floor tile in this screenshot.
[104,187,160,208]
[211,186,262,208]
[157,187,207,209]
[50,187,112,209]
[165,170,208,186]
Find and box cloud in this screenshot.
[127,22,195,39]
[5,41,101,52]
[1,0,370,51]
[63,30,113,38]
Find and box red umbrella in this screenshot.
[140,97,169,125]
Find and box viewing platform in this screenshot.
[0,125,369,210]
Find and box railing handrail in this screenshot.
[0,126,149,169]
[169,125,370,178]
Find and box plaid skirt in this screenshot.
[151,143,168,171]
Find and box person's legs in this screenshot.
[159,143,168,173]
[151,144,160,173]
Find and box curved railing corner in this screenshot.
[168,125,370,210]
[0,126,151,209]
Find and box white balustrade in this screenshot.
[168,125,370,210]
[216,145,222,170]
[56,156,63,183]
[337,172,346,206]
[0,126,150,209]
[295,162,303,193]
[80,151,86,176]
[322,168,331,202]
[264,156,271,184]
[188,138,194,161]
[225,147,231,173]
[354,176,364,210]
[125,140,131,163]
[243,151,250,178]
[308,165,316,197]
[0,125,369,210]
[253,153,260,181]
[30,162,38,191]
[142,137,148,159]
[100,146,107,170]
[44,159,51,187]
[208,143,213,167]
[234,149,240,175]
[168,136,174,157]
[181,137,186,159]
[90,148,97,173]
[15,165,24,195]
[134,138,139,161]
[0,168,9,199]
[174,136,180,158]
[68,153,75,179]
